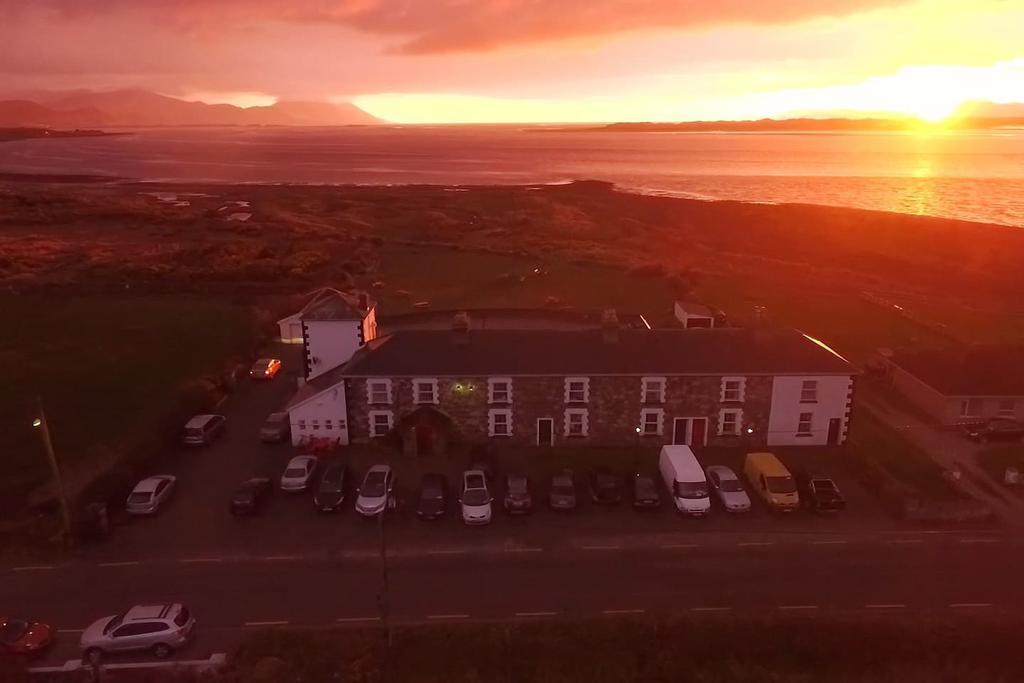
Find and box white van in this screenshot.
[659,445,711,516]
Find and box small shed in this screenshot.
[674,301,716,329]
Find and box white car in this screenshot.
[705,465,752,513]
[279,455,318,492]
[126,475,176,515]
[460,469,493,525]
[355,465,395,517]
[80,604,195,662]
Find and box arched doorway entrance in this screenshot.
[397,406,456,457]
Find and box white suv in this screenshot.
[460,470,493,525]
[80,604,195,662]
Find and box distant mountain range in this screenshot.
[0,89,381,128]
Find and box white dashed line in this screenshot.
[602,609,646,615]
[778,605,819,610]
[335,616,381,623]
[505,547,544,553]
[515,611,559,617]
[180,557,223,564]
[737,542,774,547]
[244,620,289,627]
[583,545,623,551]
[690,607,731,613]
[97,561,140,567]
[661,544,699,549]
[11,565,55,572]
[949,603,993,608]
[865,604,906,609]
[426,614,470,620]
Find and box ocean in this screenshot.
[1,125,1022,226]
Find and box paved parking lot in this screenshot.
[80,342,975,566]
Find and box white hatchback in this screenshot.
[460,470,493,525]
[126,475,176,515]
[280,455,318,492]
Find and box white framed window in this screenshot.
[960,398,983,418]
[366,379,393,405]
[718,408,742,436]
[413,378,439,405]
[797,412,814,436]
[488,377,513,405]
[998,400,1016,417]
[297,419,307,430]
[720,376,746,402]
[564,408,589,437]
[368,410,394,437]
[641,377,666,404]
[325,420,333,430]
[640,408,664,436]
[800,380,818,403]
[489,408,513,437]
[565,377,590,403]
[311,419,320,430]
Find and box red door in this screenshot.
[690,418,707,446]
[415,425,434,456]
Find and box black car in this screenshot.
[962,418,1024,443]
[230,477,272,515]
[588,468,623,505]
[314,462,349,512]
[793,469,845,514]
[416,473,448,520]
[631,472,661,509]
[503,473,533,514]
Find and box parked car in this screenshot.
[588,468,623,505]
[355,465,395,517]
[416,473,448,520]
[460,470,493,525]
[744,452,799,512]
[503,473,533,514]
[793,469,846,513]
[705,465,751,513]
[0,617,54,657]
[182,414,226,446]
[249,358,282,379]
[631,472,661,510]
[80,604,195,663]
[259,412,291,443]
[963,418,1024,443]
[230,477,272,516]
[314,462,349,512]
[548,469,577,511]
[126,475,176,515]
[659,446,711,517]
[280,455,318,492]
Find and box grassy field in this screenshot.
[0,295,258,514]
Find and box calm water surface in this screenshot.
[1,126,1022,226]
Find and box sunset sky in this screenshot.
[1,0,1023,123]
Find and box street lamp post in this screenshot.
[33,397,72,543]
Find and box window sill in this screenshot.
[795,433,814,438]
[489,433,512,438]
[565,434,587,439]
[799,400,818,404]
[489,401,512,406]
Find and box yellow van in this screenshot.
[744,452,799,511]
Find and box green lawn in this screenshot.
[0,295,257,513]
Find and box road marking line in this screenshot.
[180,557,223,564]
[811,540,848,545]
[890,540,924,545]
[661,543,699,549]
[690,607,731,612]
[426,549,468,556]
[737,542,774,547]
[505,547,544,553]
[426,614,470,620]
[959,538,998,544]
[602,609,645,615]
[778,605,819,610]
[949,603,993,608]
[335,616,381,623]
[515,611,558,617]
[583,545,623,551]
[244,620,290,627]
[262,555,302,561]
[865,604,906,609]
[11,565,55,572]
[97,561,140,567]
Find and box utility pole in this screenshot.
[33,397,72,543]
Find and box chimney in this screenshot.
[357,292,370,311]
[452,311,471,346]
[601,308,620,344]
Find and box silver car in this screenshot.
[80,604,195,662]
[280,455,318,492]
[705,465,751,512]
[355,465,395,517]
[126,475,176,515]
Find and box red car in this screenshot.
[0,617,54,657]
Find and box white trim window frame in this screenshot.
[720,376,746,403]
[368,410,394,438]
[488,377,513,405]
[412,378,439,405]
[564,377,590,404]
[796,411,814,436]
[641,376,666,404]
[718,408,742,436]
[488,408,513,437]
[564,408,589,437]
[800,379,819,403]
[960,398,983,418]
[366,378,393,405]
[640,408,664,436]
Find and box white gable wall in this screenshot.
[289,382,349,446]
[767,375,853,446]
[278,313,305,344]
[304,319,364,380]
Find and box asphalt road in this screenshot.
[7,532,1023,669]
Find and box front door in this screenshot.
[672,418,708,446]
[827,418,842,445]
[415,425,434,456]
[690,418,707,446]
[537,418,554,446]
[672,418,687,445]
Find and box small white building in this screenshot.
[286,368,351,447]
[674,301,716,329]
[277,287,367,345]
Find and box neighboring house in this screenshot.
[674,301,718,329]
[277,287,351,344]
[286,310,855,453]
[300,291,378,381]
[887,345,1024,425]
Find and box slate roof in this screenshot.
[893,345,1024,396]
[339,328,853,377]
[286,364,351,408]
[301,291,372,321]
